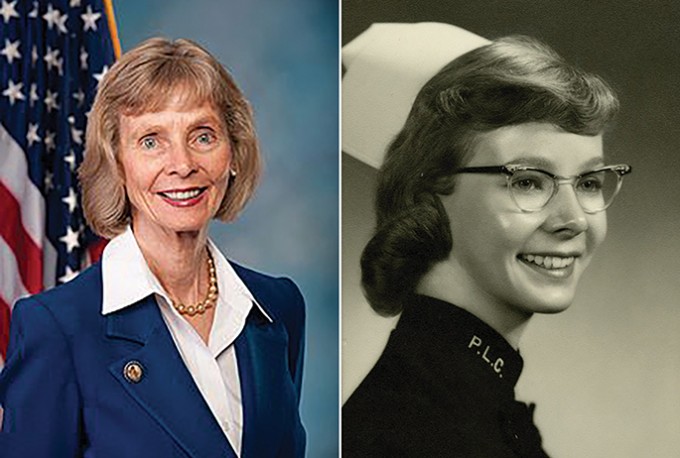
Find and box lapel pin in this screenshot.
[123,360,144,383]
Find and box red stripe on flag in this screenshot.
[0,182,43,294]
[0,295,10,359]
[88,237,108,263]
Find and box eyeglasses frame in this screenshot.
[453,163,632,214]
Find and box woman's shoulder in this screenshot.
[229,260,298,290]
[228,260,305,323]
[12,262,103,326]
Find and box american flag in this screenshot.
[0,0,119,367]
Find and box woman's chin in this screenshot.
[533,302,573,315]
[146,218,210,236]
[169,223,208,234]
[517,292,575,315]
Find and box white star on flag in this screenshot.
[1,38,20,64]
[68,116,83,144]
[81,5,101,32]
[44,47,64,75]
[59,226,81,253]
[26,123,41,147]
[70,0,82,7]
[62,187,78,213]
[64,150,77,170]
[43,4,68,34]
[79,46,88,70]
[0,0,19,23]
[28,1,38,18]
[44,130,56,151]
[93,65,109,83]
[44,170,54,192]
[44,89,59,113]
[59,266,80,284]
[71,125,83,144]
[29,83,39,106]
[73,88,85,106]
[3,79,24,105]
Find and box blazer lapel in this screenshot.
[235,310,289,458]
[106,295,236,458]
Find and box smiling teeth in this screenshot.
[162,189,202,200]
[521,254,575,269]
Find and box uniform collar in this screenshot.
[101,226,272,323]
[395,295,524,392]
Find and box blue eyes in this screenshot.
[139,131,217,151]
[141,137,158,150]
[195,132,215,145]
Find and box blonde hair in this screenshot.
[79,37,261,238]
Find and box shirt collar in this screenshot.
[206,237,272,323]
[101,226,163,315]
[101,226,272,323]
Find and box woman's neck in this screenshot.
[416,258,532,350]
[131,220,209,305]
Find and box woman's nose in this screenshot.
[542,183,589,235]
[166,143,197,177]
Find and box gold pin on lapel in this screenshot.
[123,361,144,383]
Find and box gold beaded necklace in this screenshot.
[171,250,218,317]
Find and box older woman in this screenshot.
[0,38,305,458]
[342,24,631,456]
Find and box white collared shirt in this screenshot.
[101,227,272,457]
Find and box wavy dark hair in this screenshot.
[361,35,619,316]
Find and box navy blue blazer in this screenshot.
[0,261,306,458]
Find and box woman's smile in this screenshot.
[440,122,607,317]
[517,253,578,278]
[157,186,209,207]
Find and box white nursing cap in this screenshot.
[342,23,490,168]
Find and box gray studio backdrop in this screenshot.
[115,1,339,456]
[342,1,680,457]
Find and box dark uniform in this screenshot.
[343,295,550,457]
